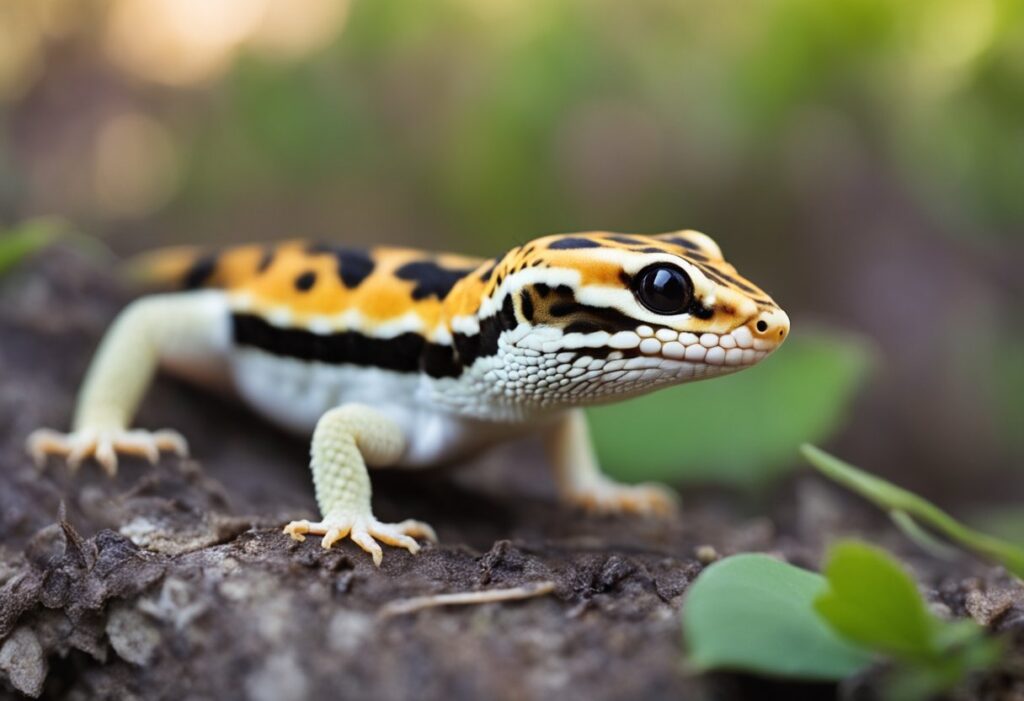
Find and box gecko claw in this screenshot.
[566,479,680,517]
[26,427,190,476]
[284,514,435,566]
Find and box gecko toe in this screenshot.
[94,441,120,476]
[350,529,384,566]
[283,520,311,541]
[26,429,66,467]
[374,529,421,553]
[395,519,438,543]
[153,429,189,457]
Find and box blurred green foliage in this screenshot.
[0,218,65,275]
[590,329,871,486]
[992,332,1024,458]
[164,0,1024,245]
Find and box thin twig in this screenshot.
[379,581,557,618]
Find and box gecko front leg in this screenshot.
[545,410,679,516]
[27,290,230,475]
[283,404,437,566]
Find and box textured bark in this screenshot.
[0,249,1021,700]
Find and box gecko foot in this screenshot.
[26,427,189,476]
[566,478,679,517]
[284,514,437,566]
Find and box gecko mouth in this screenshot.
[529,323,780,402]
[605,324,778,369]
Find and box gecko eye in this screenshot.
[633,264,693,315]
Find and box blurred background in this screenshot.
[0,0,1021,519]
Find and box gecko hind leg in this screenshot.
[283,404,437,566]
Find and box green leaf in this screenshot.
[802,445,1024,578]
[815,541,1002,700]
[0,218,66,276]
[814,541,938,660]
[589,329,871,486]
[682,554,873,680]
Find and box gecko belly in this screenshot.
[228,348,521,467]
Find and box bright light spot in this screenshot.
[103,0,351,84]
[93,112,180,218]
[104,0,268,86]
[249,0,350,61]
[0,0,86,100]
[0,4,45,101]
[914,0,996,93]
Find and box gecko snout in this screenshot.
[751,309,790,344]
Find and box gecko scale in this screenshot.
[27,230,789,565]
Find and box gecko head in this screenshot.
[473,230,789,408]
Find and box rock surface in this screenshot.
[1,249,1022,700]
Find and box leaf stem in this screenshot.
[801,444,1024,579]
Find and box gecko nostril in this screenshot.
[756,320,768,333]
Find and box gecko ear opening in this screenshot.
[654,230,724,261]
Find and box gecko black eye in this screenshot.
[633,264,693,315]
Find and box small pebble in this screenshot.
[695,545,720,564]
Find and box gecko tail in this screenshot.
[123,242,279,291]
[124,245,212,289]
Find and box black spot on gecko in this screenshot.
[692,262,730,287]
[256,247,275,273]
[519,290,534,321]
[713,271,760,295]
[421,343,461,378]
[606,235,645,245]
[549,302,576,317]
[294,270,317,292]
[664,236,702,251]
[306,244,375,288]
[183,254,218,289]
[395,260,476,300]
[499,293,517,328]
[564,321,602,334]
[337,250,375,288]
[692,304,714,320]
[539,286,640,333]
[548,237,602,250]
[689,260,761,295]
[534,283,551,297]
[478,257,499,282]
